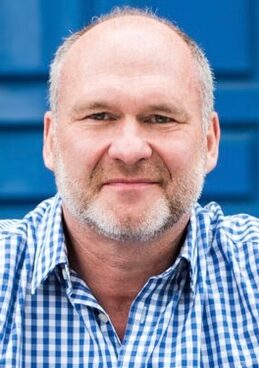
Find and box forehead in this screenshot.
[63,16,197,76]
[58,16,201,113]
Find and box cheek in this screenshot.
[56,131,110,177]
[154,141,199,176]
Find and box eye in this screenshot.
[146,115,174,124]
[86,112,115,121]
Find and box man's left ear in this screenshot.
[205,112,220,174]
[43,111,55,172]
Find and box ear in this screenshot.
[43,111,55,171]
[205,112,220,174]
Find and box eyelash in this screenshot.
[86,112,115,121]
[85,112,175,124]
[144,115,174,124]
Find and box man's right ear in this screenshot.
[43,111,55,171]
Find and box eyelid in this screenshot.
[85,112,117,121]
[143,114,176,124]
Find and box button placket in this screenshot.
[98,312,109,324]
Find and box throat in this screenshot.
[98,298,133,342]
[105,305,131,342]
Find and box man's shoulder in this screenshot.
[221,212,259,244]
[0,217,31,265]
[199,202,259,282]
[0,196,61,316]
[201,201,259,244]
[0,196,60,273]
[0,219,27,241]
[0,196,58,241]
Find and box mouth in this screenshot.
[102,178,160,190]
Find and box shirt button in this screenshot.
[98,313,109,324]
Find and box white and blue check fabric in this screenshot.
[0,194,259,367]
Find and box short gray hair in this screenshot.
[48,6,215,130]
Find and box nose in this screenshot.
[108,118,152,165]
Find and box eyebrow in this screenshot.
[71,101,111,115]
[145,103,190,119]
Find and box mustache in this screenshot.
[90,160,170,186]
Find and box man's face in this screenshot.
[44,17,219,242]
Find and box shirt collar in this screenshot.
[31,194,68,294]
[137,204,212,294]
[30,198,211,295]
[179,203,212,293]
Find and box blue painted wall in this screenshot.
[0,0,259,218]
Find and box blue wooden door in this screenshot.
[0,0,259,218]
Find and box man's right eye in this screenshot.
[87,112,113,121]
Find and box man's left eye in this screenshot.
[148,115,173,124]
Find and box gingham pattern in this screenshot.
[0,194,259,367]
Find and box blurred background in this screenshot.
[0,0,259,218]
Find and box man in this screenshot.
[0,6,258,367]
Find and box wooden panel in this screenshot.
[0,0,44,74]
[0,127,55,200]
[203,129,256,198]
[0,82,47,124]
[216,87,259,124]
[0,0,87,76]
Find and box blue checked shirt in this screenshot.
[0,194,259,367]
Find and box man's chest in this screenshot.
[4,278,259,368]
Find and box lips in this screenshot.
[103,178,159,185]
[101,178,160,192]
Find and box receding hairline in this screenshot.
[82,14,186,42]
[61,13,196,67]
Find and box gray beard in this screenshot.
[57,174,204,243]
[62,194,181,243]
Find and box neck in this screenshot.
[64,209,189,289]
[63,206,190,340]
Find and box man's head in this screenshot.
[43,7,220,242]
